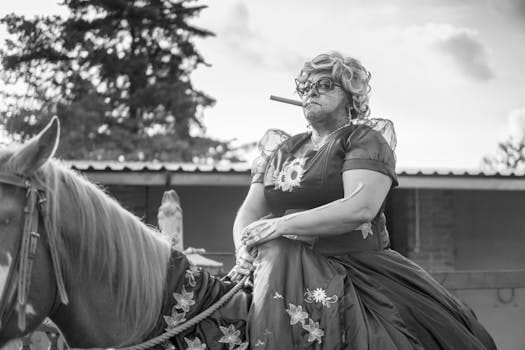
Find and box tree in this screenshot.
[482,134,525,172]
[0,0,232,162]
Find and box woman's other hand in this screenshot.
[241,218,283,248]
[228,245,256,282]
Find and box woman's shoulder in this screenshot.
[341,118,397,152]
[251,129,308,183]
[340,118,399,186]
[257,128,309,156]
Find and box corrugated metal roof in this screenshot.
[64,160,251,173]
[63,160,525,177]
[397,168,525,177]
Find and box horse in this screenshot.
[0,118,251,349]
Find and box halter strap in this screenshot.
[0,173,45,191]
[38,192,69,306]
[0,172,68,331]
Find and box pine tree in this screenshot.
[1,0,230,162]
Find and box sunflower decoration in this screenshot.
[304,287,338,308]
[275,157,307,192]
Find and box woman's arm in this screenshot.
[232,182,270,248]
[279,169,392,236]
[242,169,392,247]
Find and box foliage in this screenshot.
[482,134,525,172]
[0,0,235,162]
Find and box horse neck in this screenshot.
[50,223,171,348]
[50,276,134,348]
[46,175,172,348]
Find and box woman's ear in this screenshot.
[8,116,60,176]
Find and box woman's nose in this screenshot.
[305,86,318,98]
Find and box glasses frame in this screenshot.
[294,77,344,98]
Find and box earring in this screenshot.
[345,106,353,122]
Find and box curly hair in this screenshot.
[297,52,371,119]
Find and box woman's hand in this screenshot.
[228,245,256,282]
[241,218,283,248]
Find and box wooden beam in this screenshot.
[82,171,251,186]
[398,176,525,191]
[82,172,169,186]
[168,173,249,186]
[81,170,525,190]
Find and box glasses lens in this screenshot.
[295,80,311,97]
[295,77,337,97]
[316,78,334,93]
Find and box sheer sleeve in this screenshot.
[342,119,398,187]
[251,129,290,184]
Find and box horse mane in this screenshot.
[20,159,171,344]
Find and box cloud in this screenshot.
[399,23,494,81]
[433,31,494,81]
[221,2,253,40]
[218,2,305,71]
[489,0,525,21]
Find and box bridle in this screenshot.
[0,172,68,332]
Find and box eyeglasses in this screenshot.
[294,77,344,98]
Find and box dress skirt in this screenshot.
[247,237,497,350]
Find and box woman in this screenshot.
[231,52,496,349]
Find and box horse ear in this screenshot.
[9,116,60,176]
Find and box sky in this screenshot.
[1,0,525,170]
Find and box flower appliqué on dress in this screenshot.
[304,288,338,308]
[173,287,195,313]
[164,286,196,330]
[185,264,201,287]
[184,336,207,350]
[285,303,309,325]
[164,311,186,329]
[273,291,284,300]
[218,324,245,349]
[302,318,325,344]
[284,303,325,345]
[274,157,307,192]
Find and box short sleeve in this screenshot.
[251,156,268,184]
[251,129,290,184]
[342,125,398,187]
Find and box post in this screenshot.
[157,189,184,250]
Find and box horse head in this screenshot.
[0,117,61,346]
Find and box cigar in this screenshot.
[270,95,303,107]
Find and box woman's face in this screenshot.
[299,71,350,126]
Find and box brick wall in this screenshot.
[388,188,525,272]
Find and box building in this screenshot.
[67,160,525,350]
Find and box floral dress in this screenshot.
[247,120,497,349]
[152,249,250,350]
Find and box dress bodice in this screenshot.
[251,123,398,254]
